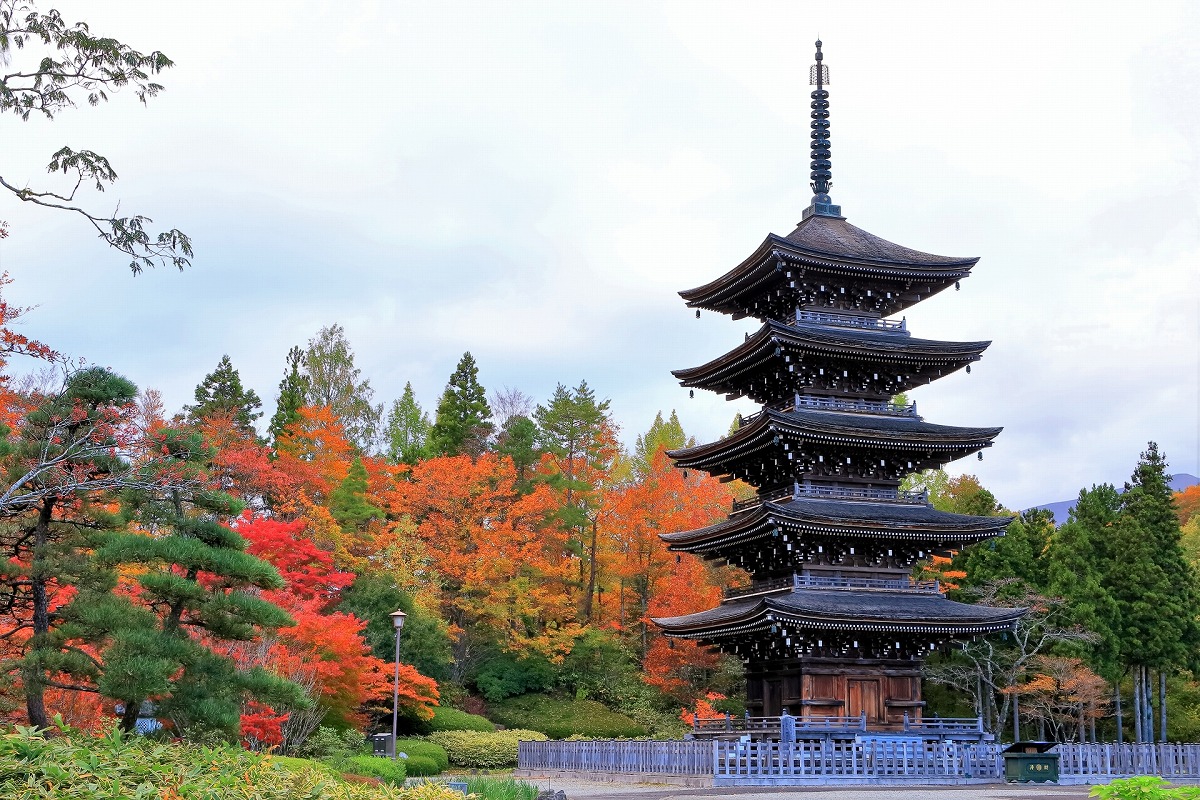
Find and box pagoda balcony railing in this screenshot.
[691,712,984,738]
[741,396,917,420]
[788,310,909,334]
[724,573,941,601]
[731,485,928,513]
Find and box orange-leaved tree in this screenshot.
[386,452,577,679]
[607,448,734,695]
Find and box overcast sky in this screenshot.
[0,1,1196,511]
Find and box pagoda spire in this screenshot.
[803,39,842,220]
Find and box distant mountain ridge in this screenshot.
[1027,473,1199,525]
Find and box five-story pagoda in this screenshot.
[652,42,1022,731]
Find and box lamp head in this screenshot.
[390,609,407,630]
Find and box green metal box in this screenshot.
[1002,742,1059,783]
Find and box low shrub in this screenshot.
[426,729,547,768]
[488,694,647,739]
[341,754,407,785]
[394,738,448,772]
[296,725,369,761]
[401,754,441,776]
[422,705,495,733]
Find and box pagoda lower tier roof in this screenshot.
[679,214,979,320]
[672,319,989,395]
[652,589,1024,639]
[667,408,1002,474]
[661,497,1013,554]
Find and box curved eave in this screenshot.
[661,501,1014,553]
[679,230,979,310]
[671,321,990,387]
[667,409,1002,470]
[653,592,1025,638]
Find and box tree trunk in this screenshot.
[1160,671,1168,741]
[24,498,56,729]
[1145,666,1155,743]
[1115,681,1124,745]
[582,517,598,621]
[119,699,140,733]
[1012,693,1020,742]
[1133,668,1143,743]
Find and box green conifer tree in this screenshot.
[382,382,431,465]
[96,427,303,736]
[269,345,309,448]
[185,354,263,434]
[429,352,493,457]
[632,410,687,477]
[2,367,138,728]
[329,457,385,532]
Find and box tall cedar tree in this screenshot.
[302,325,382,453]
[2,368,137,728]
[383,382,431,465]
[0,3,191,271]
[1113,443,1200,741]
[185,355,263,435]
[269,346,308,448]
[96,426,302,736]
[429,352,492,457]
[534,381,614,616]
[495,415,540,491]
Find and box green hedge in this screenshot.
[488,695,647,739]
[423,706,495,732]
[394,739,448,773]
[426,729,547,769]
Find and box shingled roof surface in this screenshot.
[653,589,1024,632]
[660,497,1012,545]
[783,215,976,268]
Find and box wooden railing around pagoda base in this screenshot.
[732,485,928,513]
[724,573,941,601]
[518,739,1200,785]
[692,713,984,739]
[788,310,909,334]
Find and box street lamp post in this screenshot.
[389,609,407,760]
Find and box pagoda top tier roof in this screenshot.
[652,588,1024,638]
[679,213,979,319]
[661,496,1013,552]
[668,407,1002,471]
[783,214,976,269]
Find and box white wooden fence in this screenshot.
[518,739,1200,786]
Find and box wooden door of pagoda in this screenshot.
[764,679,783,717]
[846,679,882,725]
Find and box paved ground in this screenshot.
[522,776,1096,800]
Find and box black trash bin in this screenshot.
[370,733,392,757]
[1002,742,1058,783]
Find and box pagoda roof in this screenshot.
[673,320,988,390]
[661,496,1013,553]
[679,214,979,316]
[653,589,1024,638]
[668,407,1001,472]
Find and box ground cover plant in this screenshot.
[0,723,465,800]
